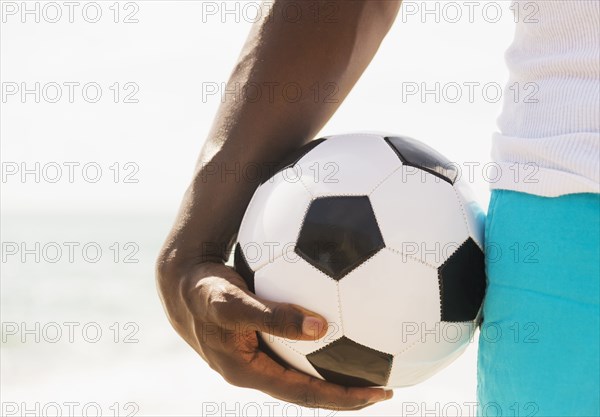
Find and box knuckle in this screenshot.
[263,303,280,328]
[296,389,317,408]
[294,379,322,408]
[204,286,238,323]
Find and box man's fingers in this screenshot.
[222,289,328,340]
[191,272,328,341]
[258,301,328,340]
[220,348,393,410]
[187,266,392,411]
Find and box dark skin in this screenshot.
[156,0,402,410]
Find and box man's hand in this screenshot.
[157,0,401,410]
[157,260,393,410]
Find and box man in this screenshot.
[156,1,599,414]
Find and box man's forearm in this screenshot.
[159,0,401,272]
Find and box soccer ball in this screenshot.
[234,133,485,388]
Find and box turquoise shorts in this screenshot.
[477,190,600,417]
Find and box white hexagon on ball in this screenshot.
[293,134,402,198]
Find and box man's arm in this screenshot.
[157,0,401,410]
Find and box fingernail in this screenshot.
[302,316,325,337]
[384,389,394,400]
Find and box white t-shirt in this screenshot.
[491,0,599,196]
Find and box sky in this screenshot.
[1,0,517,216]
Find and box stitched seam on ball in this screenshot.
[242,174,312,272]
[384,245,444,325]
[335,281,345,335]
[277,336,309,356]
[334,250,386,383]
[295,250,345,284]
[305,192,372,199]
[335,247,382,280]
[368,197,387,249]
[384,246,439,271]
[297,172,316,199]
[307,337,393,364]
[439,238,469,269]
[333,248,379,284]
[451,186,475,251]
[279,187,316,277]
[305,335,395,386]
[252,248,291,273]
[443,318,480,324]
[368,165,402,196]
[292,195,313,253]
[437,238,470,322]
[392,337,423,357]
[437,269,444,325]
[384,352,394,385]
[286,174,315,253]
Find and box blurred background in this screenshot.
[2,1,515,415]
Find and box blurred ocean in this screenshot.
[1,212,479,416]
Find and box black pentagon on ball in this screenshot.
[295,196,385,280]
[438,238,486,322]
[385,136,459,184]
[307,336,393,387]
[234,243,255,293]
[261,138,327,184]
